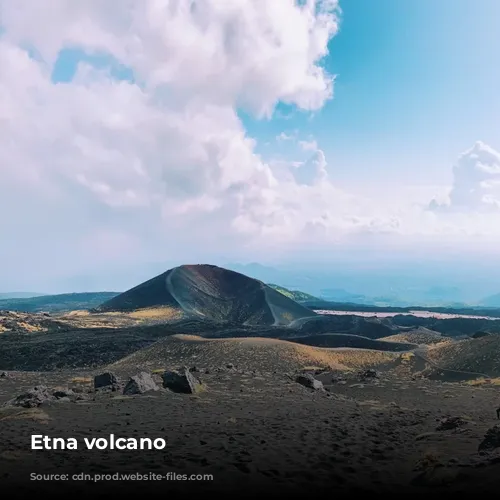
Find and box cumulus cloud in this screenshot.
[0,0,340,114]
[429,141,500,212]
[0,0,361,282]
[291,149,328,185]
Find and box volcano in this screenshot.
[95,264,317,326]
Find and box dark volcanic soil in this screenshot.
[0,320,300,371]
[0,317,413,371]
[1,368,500,495]
[3,297,500,495]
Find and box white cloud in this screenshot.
[0,0,340,115]
[0,0,350,279]
[429,141,500,212]
[298,138,318,151]
[291,149,328,185]
[276,131,296,141]
[0,0,499,290]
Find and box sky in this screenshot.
[1,0,500,293]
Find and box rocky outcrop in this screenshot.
[436,416,469,431]
[123,372,159,395]
[94,372,120,391]
[359,369,378,379]
[478,425,500,452]
[52,389,74,399]
[295,373,323,390]
[162,368,203,394]
[10,386,51,408]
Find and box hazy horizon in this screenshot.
[1,1,499,300]
[3,258,500,308]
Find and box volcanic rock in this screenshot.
[478,425,500,452]
[162,368,203,394]
[295,373,323,390]
[94,372,119,391]
[123,372,159,395]
[11,386,51,408]
[436,416,468,431]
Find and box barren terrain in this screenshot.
[2,353,500,495]
[2,265,500,494]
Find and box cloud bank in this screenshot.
[0,0,498,289]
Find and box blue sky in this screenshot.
[52,49,135,84]
[246,0,500,188]
[1,0,500,294]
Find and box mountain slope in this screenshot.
[107,334,400,374]
[267,284,319,302]
[95,264,317,326]
[108,334,349,373]
[380,327,448,346]
[423,335,500,377]
[287,333,415,351]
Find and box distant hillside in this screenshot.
[0,292,46,299]
[95,264,317,326]
[318,288,369,304]
[380,328,448,346]
[289,314,399,339]
[267,284,319,302]
[389,315,500,337]
[424,336,500,378]
[478,293,500,308]
[288,333,415,351]
[0,292,119,313]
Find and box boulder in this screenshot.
[295,373,323,390]
[94,372,119,391]
[11,386,51,408]
[359,369,378,379]
[478,425,500,452]
[123,372,159,395]
[53,389,74,399]
[162,368,203,394]
[436,416,468,431]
